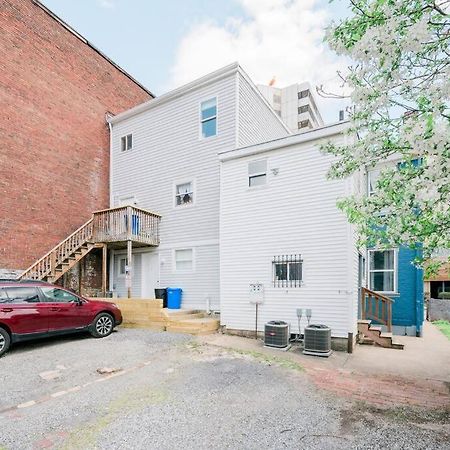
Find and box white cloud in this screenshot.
[97,0,115,9]
[169,0,349,123]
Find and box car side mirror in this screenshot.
[75,299,83,306]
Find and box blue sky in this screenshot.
[41,0,351,122]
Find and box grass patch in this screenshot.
[227,348,303,371]
[433,320,450,341]
[352,401,450,424]
[61,387,168,449]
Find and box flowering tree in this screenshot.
[323,0,450,271]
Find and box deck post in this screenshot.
[127,239,132,298]
[102,244,107,297]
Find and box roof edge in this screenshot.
[108,62,240,124]
[32,0,154,98]
[218,121,350,161]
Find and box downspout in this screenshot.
[106,114,114,295]
[415,247,424,337]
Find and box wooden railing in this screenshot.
[360,287,394,332]
[92,206,160,246]
[20,218,94,280]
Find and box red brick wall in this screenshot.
[0,0,152,270]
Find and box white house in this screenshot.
[107,63,290,309]
[218,122,362,341]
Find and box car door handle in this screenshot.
[50,307,60,311]
[1,308,13,313]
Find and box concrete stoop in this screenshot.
[93,298,219,335]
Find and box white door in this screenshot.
[141,253,159,298]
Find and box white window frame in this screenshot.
[117,256,127,278]
[173,179,196,208]
[173,248,195,273]
[248,159,267,188]
[367,168,381,196]
[199,97,218,139]
[367,248,398,294]
[120,134,133,152]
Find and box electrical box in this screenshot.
[249,282,264,304]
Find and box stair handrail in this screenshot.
[360,286,394,332]
[18,217,94,280]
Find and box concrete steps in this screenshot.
[357,320,404,350]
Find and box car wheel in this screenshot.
[0,328,11,358]
[90,313,114,338]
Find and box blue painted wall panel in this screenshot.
[391,247,423,331]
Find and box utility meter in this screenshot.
[249,282,264,304]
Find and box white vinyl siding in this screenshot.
[220,133,358,338]
[237,72,289,147]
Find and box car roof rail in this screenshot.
[0,278,50,284]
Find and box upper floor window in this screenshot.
[298,120,310,129]
[368,249,397,293]
[298,105,309,114]
[175,181,194,206]
[200,98,217,138]
[248,160,267,187]
[121,134,133,152]
[368,169,380,196]
[298,90,309,99]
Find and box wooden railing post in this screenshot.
[361,287,366,320]
[387,303,392,332]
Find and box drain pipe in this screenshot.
[205,293,211,315]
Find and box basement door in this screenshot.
[141,252,159,298]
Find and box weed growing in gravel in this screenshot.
[60,387,169,449]
[227,348,303,371]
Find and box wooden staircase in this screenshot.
[357,320,404,350]
[18,206,161,284]
[19,219,96,283]
[358,287,404,350]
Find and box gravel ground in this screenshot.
[0,329,448,450]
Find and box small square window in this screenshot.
[200,98,217,138]
[175,181,194,206]
[273,255,303,287]
[298,90,309,99]
[298,120,310,129]
[248,160,267,187]
[298,105,309,114]
[121,134,133,152]
[368,169,380,196]
[175,248,194,271]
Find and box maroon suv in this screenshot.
[0,281,122,357]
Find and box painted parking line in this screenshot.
[0,359,154,415]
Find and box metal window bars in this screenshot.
[272,254,303,288]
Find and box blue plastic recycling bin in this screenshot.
[167,288,182,309]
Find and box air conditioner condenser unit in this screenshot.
[303,324,332,357]
[264,321,290,350]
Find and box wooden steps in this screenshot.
[96,299,220,335]
[164,308,220,335]
[358,320,404,350]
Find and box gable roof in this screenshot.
[32,0,154,97]
[107,62,291,132]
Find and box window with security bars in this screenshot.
[273,255,303,287]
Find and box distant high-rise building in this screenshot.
[257,82,324,133]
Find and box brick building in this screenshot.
[0,0,153,279]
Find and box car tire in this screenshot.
[90,313,115,338]
[0,327,11,358]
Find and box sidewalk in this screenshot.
[199,321,450,409]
